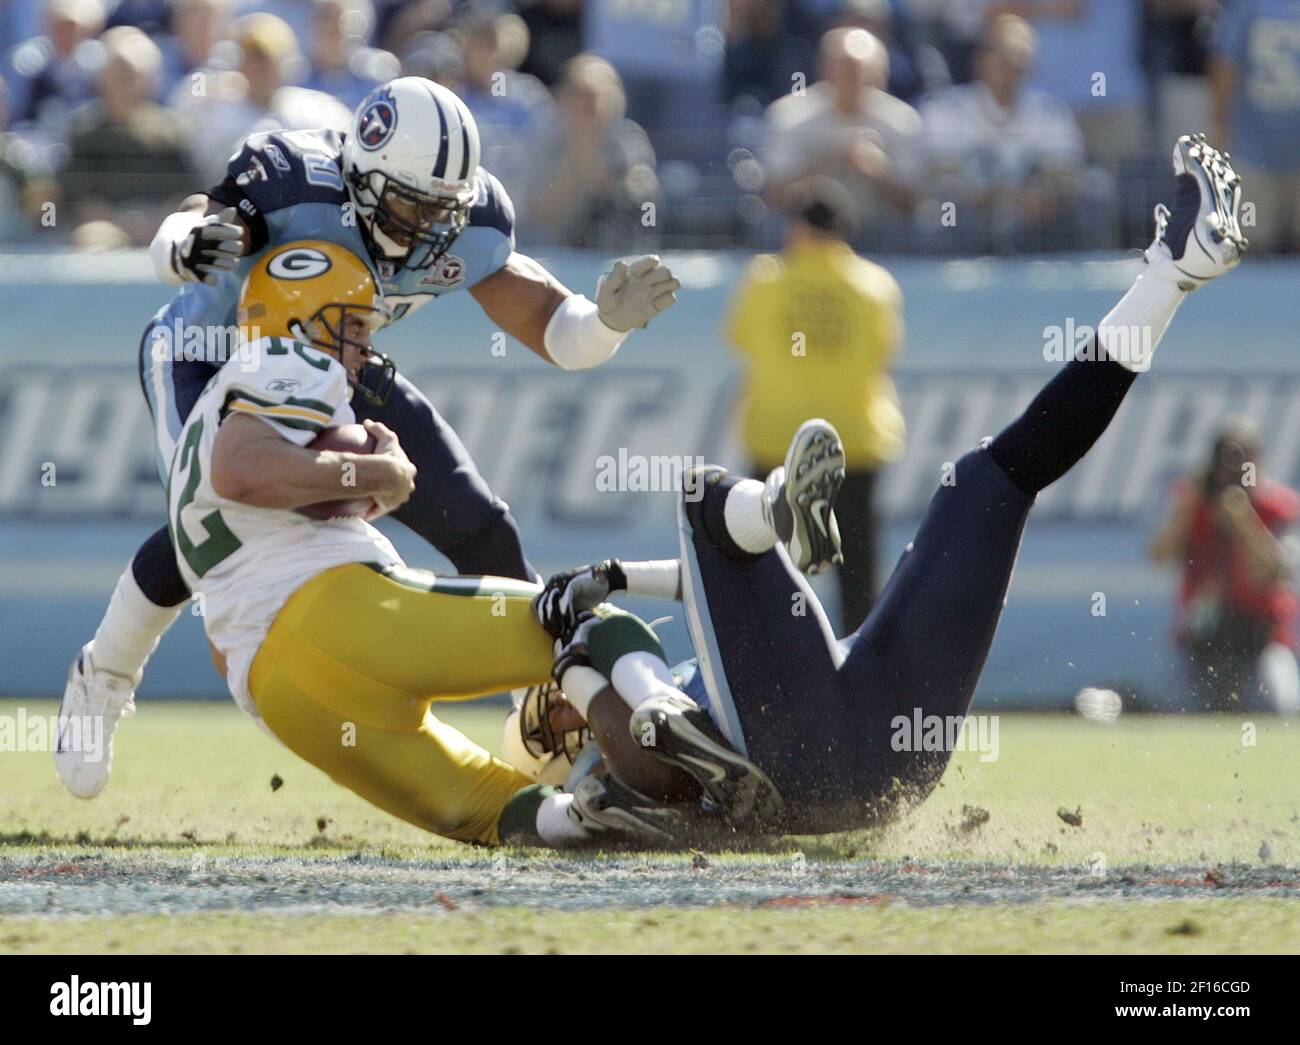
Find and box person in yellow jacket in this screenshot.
[726,177,905,631]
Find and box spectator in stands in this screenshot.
[723,0,785,109]
[763,27,922,243]
[917,14,1086,251]
[61,26,195,247]
[907,0,991,83]
[398,29,463,87]
[1210,0,1300,254]
[831,0,951,104]
[1142,0,1214,154]
[453,8,553,200]
[585,0,727,149]
[517,53,658,248]
[160,0,232,102]
[0,77,56,240]
[1,3,48,107]
[1009,0,1147,165]
[104,0,171,34]
[8,0,104,137]
[232,0,331,55]
[174,12,350,181]
[725,176,906,633]
[302,0,398,109]
[517,0,584,87]
[1151,419,1300,713]
[376,0,454,56]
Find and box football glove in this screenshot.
[551,609,601,683]
[595,255,681,331]
[533,559,628,639]
[175,206,246,285]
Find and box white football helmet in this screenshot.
[342,77,481,270]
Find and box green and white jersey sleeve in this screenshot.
[166,336,402,719]
[219,336,353,444]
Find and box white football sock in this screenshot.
[609,650,686,711]
[536,791,591,843]
[89,569,185,682]
[723,478,776,555]
[1098,271,1186,373]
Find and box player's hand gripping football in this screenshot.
[360,420,416,521]
[595,255,681,331]
[533,560,627,639]
[174,207,247,286]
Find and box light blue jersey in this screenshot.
[140,126,515,478]
[155,126,515,336]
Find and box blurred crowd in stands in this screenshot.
[1,0,1298,254]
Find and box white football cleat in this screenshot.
[567,771,685,845]
[54,643,136,799]
[1144,133,1247,290]
[762,419,845,575]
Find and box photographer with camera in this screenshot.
[1152,418,1300,713]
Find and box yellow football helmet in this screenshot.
[238,240,396,404]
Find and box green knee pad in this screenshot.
[587,611,665,677]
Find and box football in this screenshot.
[296,423,377,520]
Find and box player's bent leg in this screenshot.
[838,446,1035,811]
[677,465,846,822]
[838,347,1141,803]
[350,370,535,581]
[263,562,554,711]
[56,527,194,796]
[835,136,1246,815]
[251,655,535,845]
[56,327,213,798]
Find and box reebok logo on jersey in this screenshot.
[262,142,291,172]
[266,378,302,392]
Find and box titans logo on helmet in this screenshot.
[357,91,398,152]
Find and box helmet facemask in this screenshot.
[349,166,471,271]
[296,301,397,406]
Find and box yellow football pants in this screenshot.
[247,563,554,846]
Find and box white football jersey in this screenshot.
[166,335,402,717]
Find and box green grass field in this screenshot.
[2,698,1298,954]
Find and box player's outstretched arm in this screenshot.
[470,251,679,368]
[533,559,681,638]
[210,414,414,514]
[149,194,251,287]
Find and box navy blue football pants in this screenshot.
[679,351,1137,831]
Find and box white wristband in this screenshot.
[150,210,205,285]
[543,294,627,370]
[620,559,682,601]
